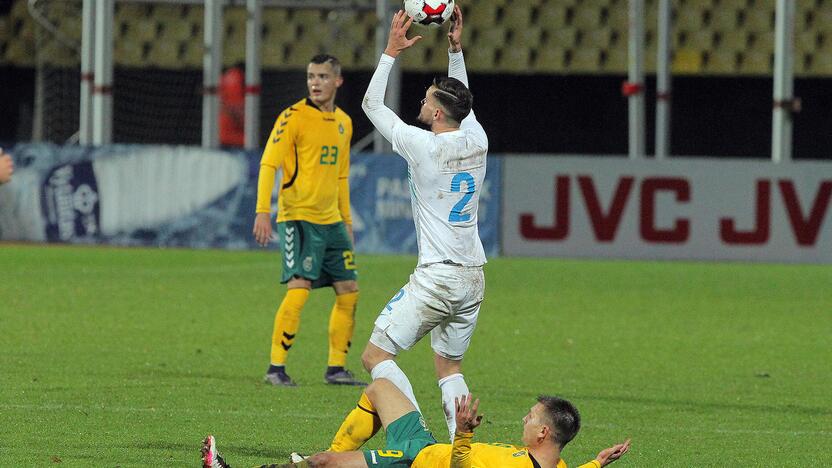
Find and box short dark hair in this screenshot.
[310,54,341,76]
[431,76,473,125]
[537,395,581,449]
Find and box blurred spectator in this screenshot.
[219,63,245,148]
[0,148,14,184]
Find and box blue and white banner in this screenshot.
[0,144,501,256]
[0,144,251,248]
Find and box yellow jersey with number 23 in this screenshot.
[256,97,353,225]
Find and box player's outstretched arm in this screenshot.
[577,439,630,468]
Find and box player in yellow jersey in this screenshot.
[253,54,365,387]
[201,379,630,468]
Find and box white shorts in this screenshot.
[370,263,485,360]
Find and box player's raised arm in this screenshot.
[362,11,422,142]
[445,6,485,144]
[450,394,482,468]
[447,5,469,87]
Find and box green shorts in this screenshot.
[278,220,357,289]
[363,411,436,467]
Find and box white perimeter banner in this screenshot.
[502,156,832,263]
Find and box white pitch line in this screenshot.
[0,403,335,420]
[9,262,278,276]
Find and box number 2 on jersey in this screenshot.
[448,172,476,222]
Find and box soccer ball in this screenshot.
[403,0,455,28]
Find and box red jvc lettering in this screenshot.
[520,176,689,243]
[520,176,831,246]
[720,180,832,246]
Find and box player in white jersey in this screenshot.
[357,7,487,442]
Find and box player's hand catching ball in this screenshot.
[384,10,422,58]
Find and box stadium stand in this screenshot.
[0,16,7,58]
[704,49,738,74]
[602,46,628,72]
[500,46,532,73]
[536,3,570,30]
[533,44,568,72]
[0,0,830,77]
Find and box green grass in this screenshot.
[1,244,830,466]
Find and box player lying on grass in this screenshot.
[201,378,630,468]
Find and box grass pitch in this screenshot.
[1,244,830,466]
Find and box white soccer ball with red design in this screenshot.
[403,0,455,28]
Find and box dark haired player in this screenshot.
[334,6,488,443]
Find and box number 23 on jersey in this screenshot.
[320,145,338,165]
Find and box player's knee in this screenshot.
[361,348,377,372]
[287,276,312,290]
[308,452,336,467]
[362,341,396,373]
[334,280,358,295]
[364,379,380,400]
[364,378,394,405]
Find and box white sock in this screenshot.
[370,360,421,413]
[438,373,468,442]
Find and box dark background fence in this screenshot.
[1,66,830,159]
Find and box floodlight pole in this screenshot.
[202,0,222,149]
[245,0,262,150]
[655,0,671,159]
[92,0,113,145]
[772,0,795,163]
[374,0,399,153]
[626,0,646,159]
[79,0,95,145]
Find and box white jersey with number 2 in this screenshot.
[362,51,487,267]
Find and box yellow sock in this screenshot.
[327,291,358,367]
[269,288,310,365]
[329,392,381,452]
